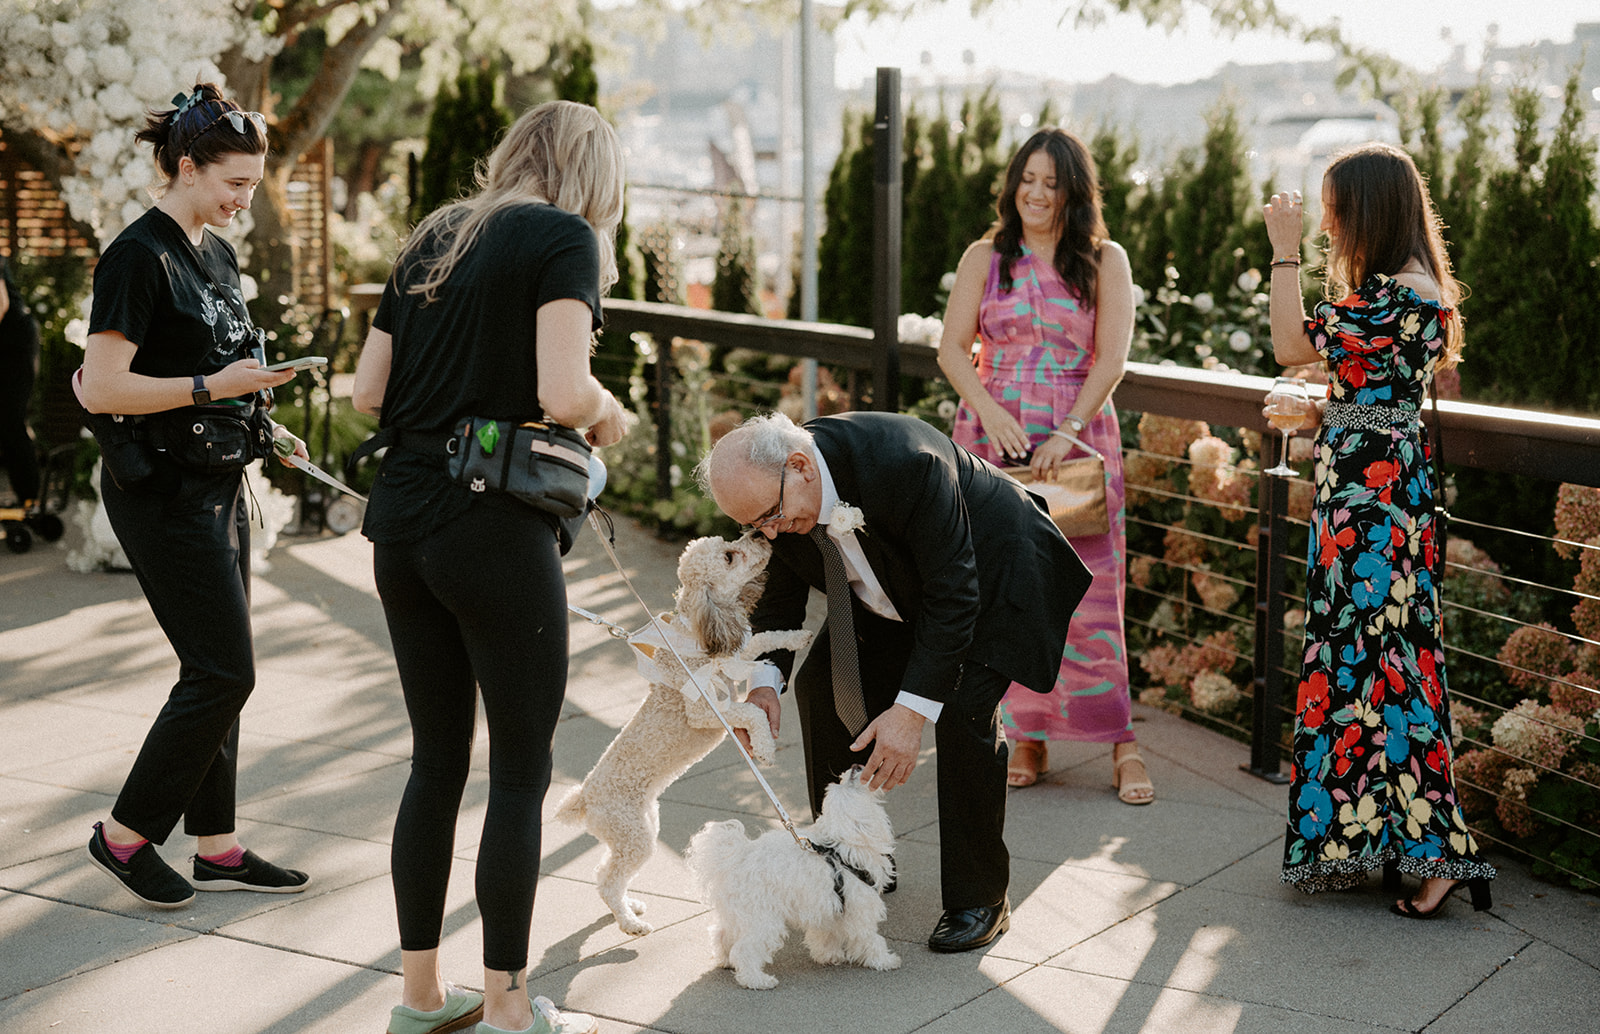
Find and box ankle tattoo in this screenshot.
[504,970,522,991]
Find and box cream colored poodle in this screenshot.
[555,534,813,936]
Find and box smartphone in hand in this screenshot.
[260,356,328,373]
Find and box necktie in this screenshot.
[810,526,869,735]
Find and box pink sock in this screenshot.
[99,824,147,863]
[200,846,246,868]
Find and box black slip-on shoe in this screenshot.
[87,822,195,909]
[192,849,311,893]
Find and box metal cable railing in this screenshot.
[601,299,1600,892]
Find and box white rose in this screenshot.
[830,503,866,534]
[1229,329,1252,352]
[50,20,80,49]
[1192,292,1215,314]
[96,44,135,83]
[63,45,91,78]
[1129,283,1147,308]
[1237,270,1262,292]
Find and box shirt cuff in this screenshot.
[895,691,942,723]
[749,661,786,696]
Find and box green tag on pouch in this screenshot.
[476,420,500,456]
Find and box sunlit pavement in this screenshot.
[2,514,1596,1033]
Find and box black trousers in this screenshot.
[792,606,1011,911]
[375,496,569,973]
[101,463,253,843]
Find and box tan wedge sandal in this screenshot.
[1113,746,1155,805]
[1007,740,1048,788]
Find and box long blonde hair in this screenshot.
[1322,143,1464,367]
[401,100,625,303]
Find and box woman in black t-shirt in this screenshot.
[352,101,626,1034]
[79,83,313,910]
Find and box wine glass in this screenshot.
[1263,377,1312,477]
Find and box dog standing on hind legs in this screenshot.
[555,534,813,936]
[687,767,899,989]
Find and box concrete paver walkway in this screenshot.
[2,514,1596,1033]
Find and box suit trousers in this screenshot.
[793,605,1011,911]
[100,463,252,844]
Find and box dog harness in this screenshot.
[812,840,887,910]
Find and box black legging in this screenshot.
[375,496,570,973]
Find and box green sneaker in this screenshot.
[387,984,484,1034]
[475,995,596,1034]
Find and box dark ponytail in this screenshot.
[135,82,267,185]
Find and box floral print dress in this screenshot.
[1281,274,1496,893]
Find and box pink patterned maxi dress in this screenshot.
[951,247,1132,744]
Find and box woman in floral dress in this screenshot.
[1265,143,1495,917]
[938,128,1150,802]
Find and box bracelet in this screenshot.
[1060,414,1086,434]
[1270,258,1301,268]
[1049,429,1078,444]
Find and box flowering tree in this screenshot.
[0,0,582,301]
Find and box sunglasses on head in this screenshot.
[188,108,267,151]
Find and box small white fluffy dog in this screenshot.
[687,767,899,989]
[555,534,813,935]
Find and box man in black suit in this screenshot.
[697,410,1091,952]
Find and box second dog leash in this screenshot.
[584,510,814,851]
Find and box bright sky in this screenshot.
[834,0,1597,88]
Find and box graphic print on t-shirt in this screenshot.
[197,281,256,359]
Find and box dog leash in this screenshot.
[583,510,816,852]
[566,602,633,640]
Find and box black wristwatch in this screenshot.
[191,374,211,406]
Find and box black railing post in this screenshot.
[1247,434,1293,784]
[653,336,674,515]
[870,67,902,412]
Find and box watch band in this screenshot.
[191,374,211,406]
[1062,414,1086,434]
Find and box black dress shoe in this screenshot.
[927,898,1010,953]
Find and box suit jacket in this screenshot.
[751,412,1093,706]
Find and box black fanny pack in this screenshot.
[146,405,275,473]
[446,416,592,519]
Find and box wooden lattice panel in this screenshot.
[285,136,333,313]
[0,136,97,262]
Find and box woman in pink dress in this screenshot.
[937,127,1150,802]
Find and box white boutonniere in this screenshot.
[830,502,866,535]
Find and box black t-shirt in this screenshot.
[362,201,603,544]
[88,207,257,385]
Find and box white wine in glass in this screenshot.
[1263,377,1312,477]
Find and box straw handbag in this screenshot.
[1004,431,1110,539]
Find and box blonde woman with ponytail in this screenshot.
[353,100,626,1034]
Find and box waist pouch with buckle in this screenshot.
[146,405,275,473]
[81,410,180,494]
[446,416,591,519]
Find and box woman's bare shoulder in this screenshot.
[962,238,996,262]
[1392,270,1442,302]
